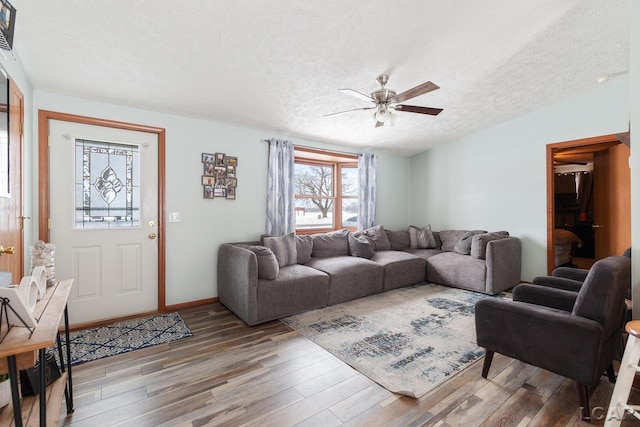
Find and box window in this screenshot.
[294,147,358,233]
[75,139,140,228]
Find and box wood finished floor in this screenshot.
[57,302,640,426]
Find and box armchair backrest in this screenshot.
[572,255,631,339]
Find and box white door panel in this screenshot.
[49,120,158,324]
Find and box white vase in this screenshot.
[0,380,10,409]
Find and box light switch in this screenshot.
[168,212,181,223]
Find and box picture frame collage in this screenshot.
[202,152,237,200]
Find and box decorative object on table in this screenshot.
[30,240,56,286]
[0,283,38,336]
[31,265,47,300]
[17,275,38,311]
[54,312,192,366]
[201,152,238,200]
[282,282,509,398]
[19,351,62,396]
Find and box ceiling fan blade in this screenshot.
[323,106,376,117]
[375,121,384,128]
[394,104,443,116]
[393,81,439,103]
[339,88,375,102]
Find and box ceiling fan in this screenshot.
[325,74,443,127]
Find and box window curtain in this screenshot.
[265,138,295,236]
[357,152,377,230]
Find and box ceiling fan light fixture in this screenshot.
[375,105,392,123]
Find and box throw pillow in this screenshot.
[348,233,375,259]
[311,228,350,258]
[295,235,313,264]
[439,230,470,252]
[359,224,391,251]
[385,229,411,250]
[470,231,510,260]
[247,245,279,280]
[453,230,487,255]
[408,225,437,249]
[263,232,297,267]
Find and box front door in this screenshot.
[48,119,160,324]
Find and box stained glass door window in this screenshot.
[75,139,140,228]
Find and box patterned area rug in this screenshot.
[282,283,507,398]
[57,312,193,366]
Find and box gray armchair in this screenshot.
[533,247,631,299]
[475,255,631,421]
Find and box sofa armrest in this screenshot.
[552,266,589,282]
[217,243,259,325]
[485,237,521,294]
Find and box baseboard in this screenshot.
[166,297,218,312]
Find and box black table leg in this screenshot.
[64,305,74,413]
[38,347,46,426]
[7,355,22,427]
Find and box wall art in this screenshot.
[202,152,238,200]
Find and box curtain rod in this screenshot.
[261,138,362,157]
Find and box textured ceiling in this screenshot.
[9,0,630,156]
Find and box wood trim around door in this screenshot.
[37,110,167,312]
[546,133,625,275]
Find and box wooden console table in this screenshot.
[0,279,74,426]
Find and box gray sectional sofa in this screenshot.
[218,225,522,326]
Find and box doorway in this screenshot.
[546,133,631,274]
[38,110,166,326]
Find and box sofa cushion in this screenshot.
[356,224,391,251]
[295,235,313,264]
[305,256,384,305]
[348,233,375,259]
[385,229,411,250]
[453,230,486,255]
[256,264,329,323]
[311,228,350,258]
[470,231,509,259]
[371,250,426,291]
[408,225,438,249]
[247,245,279,280]
[263,232,297,267]
[426,251,487,293]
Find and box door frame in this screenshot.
[38,110,167,313]
[0,77,25,281]
[546,133,627,274]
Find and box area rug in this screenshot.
[55,312,193,366]
[281,283,507,398]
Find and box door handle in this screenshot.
[592,224,601,229]
[0,246,15,256]
[148,233,157,240]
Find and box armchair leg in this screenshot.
[481,350,494,378]
[575,382,590,421]
[606,363,617,383]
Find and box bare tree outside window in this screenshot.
[295,164,333,218]
[293,148,358,231]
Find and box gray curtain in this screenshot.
[555,173,576,193]
[358,152,377,230]
[577,171,593,221]
[265,139,295,235]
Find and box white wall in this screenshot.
[31,91,410,306]
[409,77,630,281]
